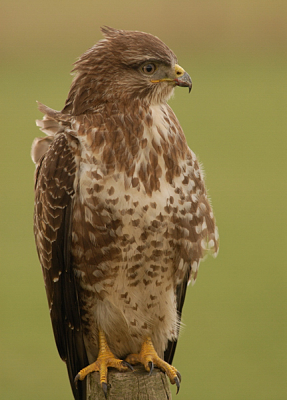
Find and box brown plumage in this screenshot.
[32,26,218,399]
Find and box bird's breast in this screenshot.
[69,103,218,357]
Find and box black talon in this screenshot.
[174,376,180,394]
[122,360,134,371]
[74,374,80,389]
[102,382,108,399]
[148,361,154,375]
[176,370,182,383]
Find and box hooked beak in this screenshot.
[174,64,192,93]
[151,64,192,93]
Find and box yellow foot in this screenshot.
[74,330,133,398]
[125,337,181,393]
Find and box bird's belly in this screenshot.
[90,257,178,359]
[72,171,190,358]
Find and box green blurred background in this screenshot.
[1,1,286,399]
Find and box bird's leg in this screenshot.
[75,329,132,397]
[125,337,181,393]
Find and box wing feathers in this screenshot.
[164,264,191,364]
[34,132,87,400]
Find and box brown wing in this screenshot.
[34,132,88,400]
[164,264,191,364]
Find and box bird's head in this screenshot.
[63,27,192,114]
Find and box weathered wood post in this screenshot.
[86,365,172,400]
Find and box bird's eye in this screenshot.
[141,63,157,75]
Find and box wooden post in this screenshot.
[86,365,172,400]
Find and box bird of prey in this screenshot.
[32,26,219,399]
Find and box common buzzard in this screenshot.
[32,26,218,399]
